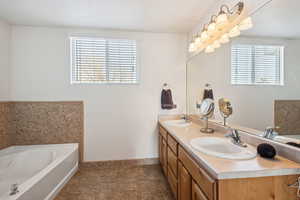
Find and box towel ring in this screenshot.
[163,83,170,89]
[288,177,300,197]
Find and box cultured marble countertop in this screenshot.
[159,118,300,180]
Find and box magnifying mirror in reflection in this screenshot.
[199,99,215,133]
[219,98,233,126]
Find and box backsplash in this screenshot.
[274,100,300,135]
[0,101,84,160]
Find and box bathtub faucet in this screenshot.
[10,184,19,196]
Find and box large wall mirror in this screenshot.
[187,0,300,146]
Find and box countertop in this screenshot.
[159,118,300,180]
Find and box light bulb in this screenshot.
[205,45,215,53]
[228,26,240,38]
[189,42,196,52]
[216,12,228,27]
[213,40,221,49]
[220,34,230,44]
[239,17,253,30]
[194,36,201,45]
[207,22,216,35]
[200,30,209,42]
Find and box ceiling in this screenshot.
[0,0,217,33]
[243,0,300,39]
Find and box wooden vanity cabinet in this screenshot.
[159,125,300,200]
[159,126,179,199]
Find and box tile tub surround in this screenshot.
[11,101,84,161]
[0,101,84,160]
[275,100,300,135]
[159,116,300,179]
[0,102,14,149]
[55,164,174,200]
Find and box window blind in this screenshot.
[231,44,284,85]
[71,37,138,84]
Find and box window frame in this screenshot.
[69,36,140,85]
[230,43,285,86]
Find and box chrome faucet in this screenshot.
[225,129,247,147]
[10,184,19,196]
[262,127,278,139]
[180,114,190,122]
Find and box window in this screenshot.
[70,37,138,84]
[231,44,284,85]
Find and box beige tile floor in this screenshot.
[55,163,174,200]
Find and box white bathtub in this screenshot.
[0,144,79,200]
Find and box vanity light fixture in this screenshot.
[220,33,230,44]
[205,45,215,53]
[194,35,201,46]
[207,16,217,35]
[239,17,253,30]
[188,1,253,54]
[228,26,241,38]
[200,25,209,42]
[212,40,221,49]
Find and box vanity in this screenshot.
[158,118,300,200]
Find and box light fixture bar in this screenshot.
[189,1,253,55]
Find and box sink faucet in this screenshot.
[262,127,278,139]
[10,184,19,196]
[225,129,247,148]
[180,114,189,122]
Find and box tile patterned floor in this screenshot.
[55,163,174,200]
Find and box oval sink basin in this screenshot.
[163,120,191,127]
[190,137,257,160]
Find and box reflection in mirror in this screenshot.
[187,0,300,147]
[218,98,233,126]
[199,98,215,133]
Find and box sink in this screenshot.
[190,137,257,160]
[163,120,191,127]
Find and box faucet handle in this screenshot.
[265,126,280,131]
[225,128,238,138]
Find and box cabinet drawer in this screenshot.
[179,146,216,200]
[168,147,178,177]
[168,166,178,199]
[167,134,178,155]
[159,126,168,140]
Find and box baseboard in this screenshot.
[81,157,159,168]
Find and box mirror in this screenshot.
[187,0,300,146]
[199,99,215,133]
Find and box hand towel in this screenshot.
[161,89,177,110]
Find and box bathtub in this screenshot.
[0,143,79,200]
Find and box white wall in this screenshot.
[187,37,300,131]
[0,20,11,100]
[10,26,186,161]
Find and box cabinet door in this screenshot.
[192,180,208,200]
[161,137,167,175]
[178,162,192,200]
[159,135,163,166]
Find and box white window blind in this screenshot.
[231,44,284,85]
[71,37,138,84]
